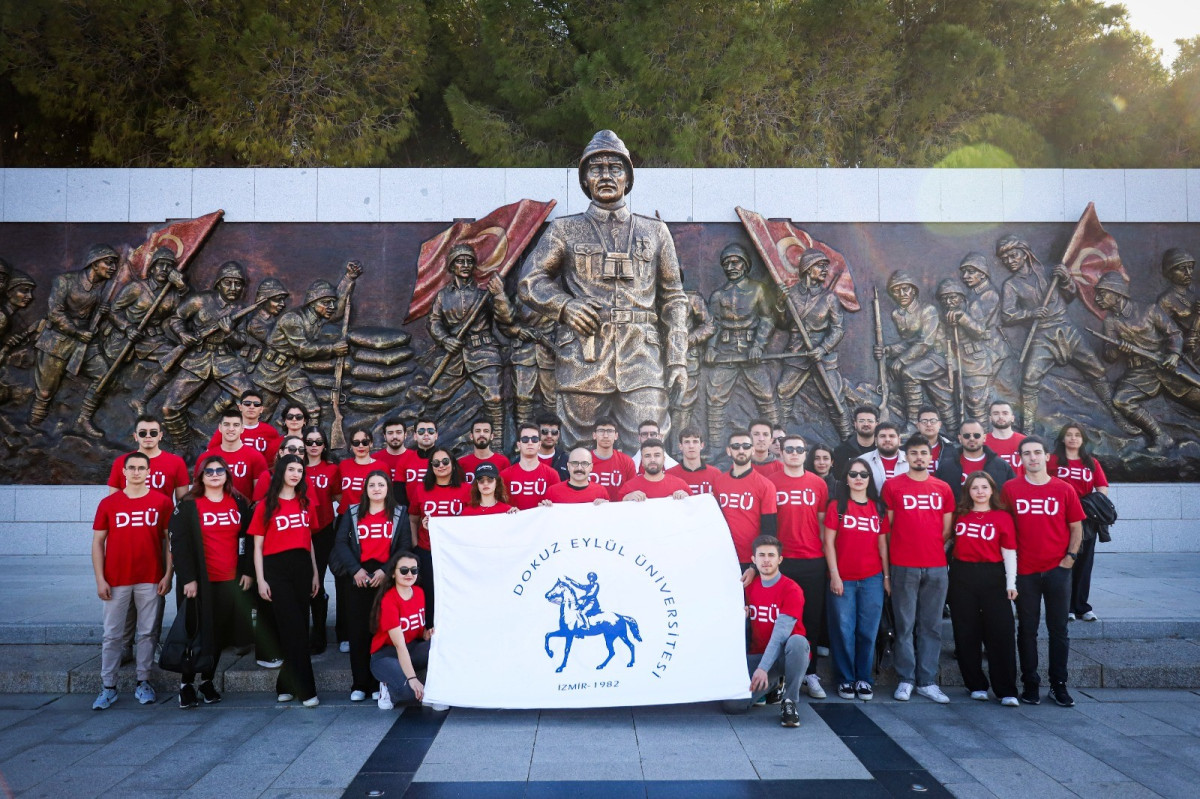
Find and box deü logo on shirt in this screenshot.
[311,474,329,489]
[747,603,781,623]
[955,521,996,540]
[405,467,428,484]
[342,476,365,492]
[1015,498,1060,516]
[901,494,943,510]
[229,462,248,478]
[589,472,624,487]
[148,472,167,489]
[357,522,393,540]
[399,608,426,633]
[843,515,881,533]
[718,492,756,510]
[114,509,160,528]
[686,482,713,495]
[276,511,311,529]
[422,499,463,516]
[202,510,241,526]
[776,488,818,507]
[1056,466,1093,482]
[509,479,549,496]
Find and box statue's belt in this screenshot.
[605,308,656,324]
[718,329,755,343]
[465,333,496,347]
[261,348,294,367]
[199,341,232,355]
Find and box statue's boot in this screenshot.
[1125,407,1175,452]
[163,410,193,454]
[29,396,50,426]
[484,401,505,453]
[707,404,728,459]
[130,372,170,418]
[1092,380,1142,436]
[76,390,106,439]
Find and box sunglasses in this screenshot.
[518,435,539,443]
[782,446,806,454]
[396,567,419,576]
[305,439,324,446]
[415,427,436,435]
[540,428,559,436]
[282,445,304,454]
[847,470,870,479]
[430,458,451,468]
[203,467,227,476]
[728,443,752,450]
[284,413,305,420]
[136,429,160,438]
[240,400,262,407]
[351,439,371,447]
[961,432,984,439]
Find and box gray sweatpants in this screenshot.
[891,565,949,687]
[724,635,811,712]
[101,583,159,686]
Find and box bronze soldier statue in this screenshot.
[160,261,254,449]
[1094,272,1200,452]
[250,263,360,424]
[1155,248,1199,365]
[207,277,290,416]
[703,243,781,442]
[518,130,689,445]
[425,244,512,441]
[937,277,997,425]
[670,281,715,439]
[30,244,120,426]
[776,248,851,439]
[996,235,1129,434]
[874,271,956,431]
[510,299,557,426]
[0,269,36,405]
[958,252,1009,379]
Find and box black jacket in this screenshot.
[934,445,1015,491]
[1080,491,1118,542]
[330,503,412,577]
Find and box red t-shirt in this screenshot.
[953,509,1017,564]
[879,455,900,481]
[194,495,243,582]
[1046,455,1108,498]
[713,469,779,563]
[958,454,988,485]
[881,473,955,568]
[770,471,829,559]
[545,481,610,504]
[667,463,723,496]
[744,575,806,655]
[195,445,268,500]
[986,432,1026,475]
[589,450,637,500]
[501,462,561,510]
[459,452,511,483]
[408,482,470,549]
[248,496,313,556]
[108,451,189,499]
[392,449,429,505]
[336,458,381,511]
[305,460,338,530]
[825,500,889,581]
[371,585,427,652]
[618,473,691,500]
[94,491,174,586]
[356,509,395,564]
[461,502,514,516]
[929,441,943,471]
[752,459,782,477]
[372,449,403,480]
[1001,476,1086,575]
[208,423,281,458]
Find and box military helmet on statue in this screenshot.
[150,246,178,268]
[958,252,990,275]
[578,130,634,198]
[85,243,120,267]
[886,270,919,295]
[936,278,967,299]
[6,268,35,291]
[447,242,477,265]
[304,280,338,305]
[1161,247,1195,275]
[797,248,830,276]
[213,260,247,286]
[720,242,750,266]
[1095,271,1130,299]
[255,278,289,302]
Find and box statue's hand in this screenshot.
[1053,263,1072,286]
[667,365,688,400]
[1163,353,1180,369]
[443,338,464,355]
[563,299,601,337]
[945,310,963,326]
[702,346,716,366]
[486,275,505,296]
[332,340,350,357]
[345,260,364,280]
[1034,306,1052,321]
[127,327,145,343]
[747,345,763,363]
[516,329,536,343]
[167,269,187,292]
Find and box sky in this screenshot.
[1121,0,1200,70]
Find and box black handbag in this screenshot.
[159,597,214,676]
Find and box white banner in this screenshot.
[423,495,751,709]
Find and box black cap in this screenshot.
[474,463,500,480]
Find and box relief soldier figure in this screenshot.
[519,130,689,444]
[958,252,1009,379]
[207,277,290,415]
[510,299,557,426]
[1094,272,1200,452]
[30,244,121,427]
[0,269,37,404]
[160,261,254,449]
[669,282,715,438]
[703,243,780,445]
[425,244,513,441]
[937,277,997,425]
[874,271,956,431]
[250,263,361,425]
[1155,248,1199,365]
[776,248,851,439]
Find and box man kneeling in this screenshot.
[725,535,811,727]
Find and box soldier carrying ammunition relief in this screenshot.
[1155,248,1199,365]
[670,277,715,440]
[205,277,290,417]
[30,244,121,427]
[0,269,37,405]
[936,277,997,425]
[874,271,956,432]
[510,298,557,426]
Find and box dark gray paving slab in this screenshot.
[955,758,1076,799]
[179,761,288,797]
[17,764,137,799]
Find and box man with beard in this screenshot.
[832,405,880,480]
[372,416,409,484]
[543,448,610,505]
[458,417,510,481]
[501,422,562,510]
[874,271,956,432]
[667,427,724,496]
[880,436,955,704]
[861,422,908,492]
[713,430,779,568]
[986,400,1026,475]
[31,243,120,426]
[535,413,570,480]
[631,419,678,473]
[914,406,954,472]
[590,417,637,501]
[935,420,1016,489]
[395,417,438,515]
[619,439,690,500]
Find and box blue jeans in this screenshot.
[826,572,885,685]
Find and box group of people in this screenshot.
[90,387,1110,726]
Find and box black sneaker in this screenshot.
[178,684,199,709]
[198,681,222,704]
[1020,684,1041,705]
[837,683,856,700]
[764,681,784,705]
[780,698,800,728]
[855,681,874,701]
[1049,683,1075,707]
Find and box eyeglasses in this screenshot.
[125,465,149,473]
[518,435,539,443]
[284,413,304,421]
[415,427,436,435]
[305,439,324,446]
[728,443,752,450]
[203,467,227,476]
[240,400,262,407]
[595,428,617,436]
[847,470,870,479]
[282,445,304,454]
[567,461,592,468]
[396,567,419,576]
[135,429,160,438]
[351,439,371,447]
[918,418,940,425]
[430,458,451,468]
[961,432,983,439]
[540,428,559,436]
[782,446,806,454]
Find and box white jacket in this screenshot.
[860,448,909,493]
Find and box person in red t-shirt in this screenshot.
[371,417,410,501]
[266,403,309,465]
[331,469,410,702]
[409,448,470,625]
[986,400,1025,476]
[769,433,830,699]
[169,454,253,708]
[1049,422,1109,622]
[108,415,190,501]
[461,462,519,516]
[631,420,679,474]
[949,472,1019,706]
[823,458,890,701]
[334,426,381,650]
[458,417,511,483]
[723,535,810,728]
[915,406,952,471]
[196,409,268,499]
[713,430,778,567]
[543,449,610,505]
[302,426,339,654]
[880,435,955,704]
[206,390,282,459]
[749,420,781,476]
[369,551,431,709]
[1001,436,1085,708]
[667,427,724,496]
[503,422,562,509]
[590,417,637,500]
[620,439,690,501]
[91,451,175,710]
[252,455,320,706]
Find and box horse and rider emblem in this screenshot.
[544,572,642,673]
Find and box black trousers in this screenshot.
[414,546,435,627]
[779,557,826,676]
[179,579,240,684]
[311,524,335,628]
[263,549,317,700]
[254,590,282,663]
[1016,566,1071,688]
[346,559,384,693]
[1070,535,1098,616]
[948,560,1017,698]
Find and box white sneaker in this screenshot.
[92,686,118,710]
[277,693,294,702]
[970,690,989,701]
[1067,612,1076,621]
[1081,611,1099,622]
[1001,696,1020,707]
[815,646,830,657]
[916,685,950,704]
[257,659,283,669]
[803,674,827,699]
[894,682,913,701]
[377,684,393,710]
[350,690,367,702]
[302,696,320,708]
[338,641,350,653]
[371,691,380,701]
[135,680,156,705]
[429,703,449,711]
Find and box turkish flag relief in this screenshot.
[127,210,224,279]
[1061,202,1128,320]
[735,207,859,311]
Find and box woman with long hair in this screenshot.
[251,455,320,706]
[370,551,432,710]
[822,457,890,702]
[1049,422,1108,622]
[268,403,308,464]
[460,463,519,516]
[333,426,380,652]
[407,448,468,625]
[331,469,411,701]
[303,426,339,653]
[168,456,253,708]
[949,471,1019,706]
[806,443,837,496]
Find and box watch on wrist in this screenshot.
[1067,552,1078,561]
